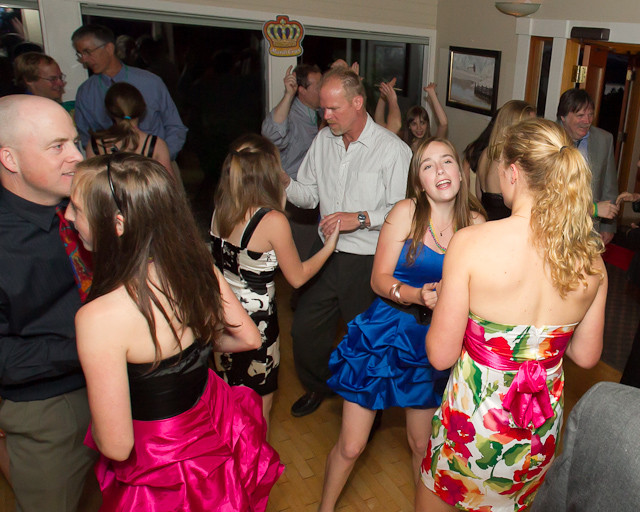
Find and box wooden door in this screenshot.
[581,44,609,124]
[621,56,640,194]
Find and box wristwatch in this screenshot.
[357,211,367,229]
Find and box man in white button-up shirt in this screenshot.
[282,67,412,417]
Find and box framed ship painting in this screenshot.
[447,46,501,115]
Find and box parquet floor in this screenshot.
[0,273,624,512]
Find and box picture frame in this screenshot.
[446,46,501,115]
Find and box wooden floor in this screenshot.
[0,274,623,512]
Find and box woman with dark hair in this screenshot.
[65,153,282,511]
[417,118,607,511]
[319,138,484,511]
[210,134,339,429]
[85,82,173,174]
[403,84,448,153]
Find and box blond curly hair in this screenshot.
[501,117,604,297]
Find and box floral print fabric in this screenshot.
[420,312,576,511]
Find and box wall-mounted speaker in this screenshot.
[570,27,611,41]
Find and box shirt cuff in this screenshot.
[367,210,385,230]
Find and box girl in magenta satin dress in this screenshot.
[66,153,283,511]
[416,118,607,512]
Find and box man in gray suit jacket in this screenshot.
[557,89,619,244]
[532,382,640,511]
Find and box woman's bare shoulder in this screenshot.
[257,209,289,231]
[387,198,415,219]
[77,287,138,328]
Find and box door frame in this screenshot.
[514,19,640,196]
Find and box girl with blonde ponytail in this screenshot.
[417,117,607,512]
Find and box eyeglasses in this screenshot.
[106,159,123,212]
[75,43,106,60]
[38,74,66,83]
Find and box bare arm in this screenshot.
[616,191,640,205]
[75,303,134,462]
[152,138,175,178]
[271,65,297,125]
[370,200,438,308]
[565,263,607,369]
[265,211,339,288]
[424,83,448,139]
[425,230,471,370]
[214,266,262,352]
[380,79,402,135]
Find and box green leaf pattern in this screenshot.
[421,314,575,511]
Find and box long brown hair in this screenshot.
[90,82,146,152]
[213,134,284,238]
[405,137,485,264]
[501,118,604,296]
[72,153,225,366]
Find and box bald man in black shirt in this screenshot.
[0,95,96,512]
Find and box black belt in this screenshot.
[380,297,432,325]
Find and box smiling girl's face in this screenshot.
[419,141,462,204]
[410,117,428,139]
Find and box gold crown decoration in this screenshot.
[263,15,304,57]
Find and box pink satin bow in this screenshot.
[502,360,554,428]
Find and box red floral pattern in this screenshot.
[420,313,575,511]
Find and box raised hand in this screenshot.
[379,77,398,102]
[423,82,437,95]
[283,65,297,97]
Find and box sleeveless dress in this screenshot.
[210,208,280,395]
[327,240,450,409]
[421,312,576,512]
[85,342,283,511]
[90,133,158,156]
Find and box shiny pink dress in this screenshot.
[85,342,283,511]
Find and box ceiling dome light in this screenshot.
[495,2,541,17]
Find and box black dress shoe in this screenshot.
[291,391,325,417]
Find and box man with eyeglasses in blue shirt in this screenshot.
[71,24,187,161]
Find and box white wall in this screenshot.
[435,0,640,156]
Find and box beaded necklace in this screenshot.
[428,218,452,253]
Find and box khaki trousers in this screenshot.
[0,388,97,512]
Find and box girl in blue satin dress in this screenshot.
[318,138,485,511]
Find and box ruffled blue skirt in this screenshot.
[327,297,449,410]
